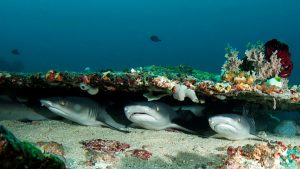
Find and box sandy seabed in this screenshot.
[1,120,299,169]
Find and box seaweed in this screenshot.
[0,125,66,169]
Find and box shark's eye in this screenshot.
[237,118,241,123]
[156,106,159,112]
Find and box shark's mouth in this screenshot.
[40,100,52,107]
[47,107,68,116]
[129,112,157,121]
[40,100,68,117]
[213,123,238,133]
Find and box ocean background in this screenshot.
[0,0,299,84]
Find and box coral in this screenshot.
[46,70,56,81]
[1,65,300,111]
[212,83,231,93]
[239,39,293,80]
[80,139,130,154]
[219,141,300,169]
[125,149,152,160]
[255,83,284,95]
[79,83,99,95]
[222,45,243,73]
[223,71,256,86]
[80,139,130,168]
[222,40,291,83]
[151,76,177,90]
[264,39,293,78]
[46,70,64,82]
[266,77,283,88]
[172,84,199,103]
[244,42,282,80]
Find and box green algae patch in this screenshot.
[0,125,66,169]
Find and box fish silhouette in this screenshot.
[11,49,20,55]
[150,35,162,42]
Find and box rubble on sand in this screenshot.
[36,141,65,157]
[80,138,153,168]
[80,139,130,168]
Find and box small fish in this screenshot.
[208,114,259,140]
[124,102,196,133]
[11,49,20,55]
[150,35,162,42]
[40,97,129,133]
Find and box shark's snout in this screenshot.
[124,107,132,117]
[40,99,53,107]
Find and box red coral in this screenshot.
[264,39,293,78]
[129,149,152,160]
[227,146,238,156]
[80,139,130,154]
[46,70,56,81]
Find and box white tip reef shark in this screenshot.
[124,101,198,133]
[40,97,129,133]
[208,114,260,140]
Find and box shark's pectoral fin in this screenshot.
[102,116,130,133]
[210,134,224,139]
[103,121,130,133]
[127,123,143,129]
[96,111,130,133]
[100,122,130,133]
[169,123,198,134]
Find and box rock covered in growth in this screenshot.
[80,139,130,153]
[220,141,300,169]
[125,149,152,160]
[80,139,131,168]
[0,64,299,111]
[0,125,66,169]
[36,141,65,156]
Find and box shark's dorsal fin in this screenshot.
[96,116,130,133]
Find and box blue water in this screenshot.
[0,0,299,84]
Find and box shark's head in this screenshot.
[40,97,101,126]
[208,114,252,140]
[124,102,172,130]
